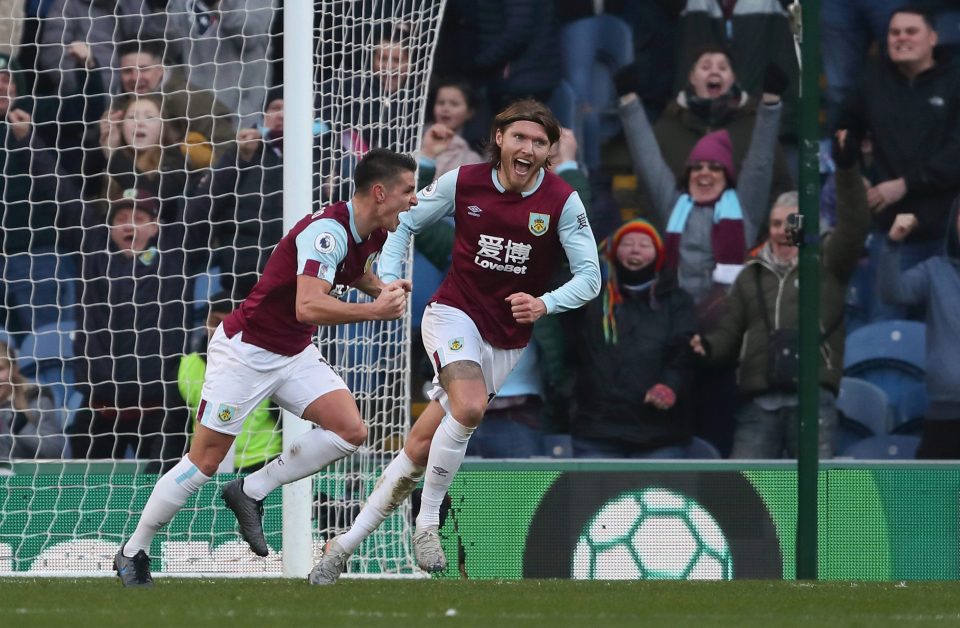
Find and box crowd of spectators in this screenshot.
[1,0,959,466]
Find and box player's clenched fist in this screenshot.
[372,279,411,320]
[506,292,547,324]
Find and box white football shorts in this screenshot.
[198,325,348,436]
[420,303,524,413]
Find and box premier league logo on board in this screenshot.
[448,338,464,351]
[528,213,550,236]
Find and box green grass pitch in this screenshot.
[3,579,960,628]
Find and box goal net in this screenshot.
[0,0,445,577]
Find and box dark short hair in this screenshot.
[116,39,167,64]
[353,148,417,193]
[430,77,476,112]
[688,44,735,74]
[889,5,936,30]
[485,99,562,168]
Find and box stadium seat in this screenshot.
[544,434,573,458]
[192,267,224,325]
[844,320,925,373]
[844,319,926,433]
[684,436,721,459]
[18,321,75,378]
[18,321,77,407]
[891,416,923,437]
[834,418,872,458]
[841,434,920,460]
[560,14,634,171]
[835,376,890,436]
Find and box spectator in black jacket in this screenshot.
[569,219,698,458]
[70,189,191,471]
[0,52,82,337]
[839,6,960,324]
[434,0,561,147]
[189,91,286,302]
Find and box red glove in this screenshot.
[644,384,676,410]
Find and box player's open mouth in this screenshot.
[706,78,723,97]
[513,158,532,177]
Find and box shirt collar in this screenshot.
[490,167,546,197]
[345,201,363,243]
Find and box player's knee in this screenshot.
[339,420,368,447]
[191,454,222,477]
[450,397,487,427]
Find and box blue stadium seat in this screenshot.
[835,376,890,436]
[192,267,224,326]
[18,321,75,377]
[560,14,634,171]
[844,320,925,373]
[544,434,573,459]
[844,320,927,431]
[684,436,721,459]
[841,435,920,460]
[18,321,77,406]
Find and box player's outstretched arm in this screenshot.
[296,276,411,325]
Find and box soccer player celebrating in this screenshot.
[114,148,418,587]
[309,100,601,584]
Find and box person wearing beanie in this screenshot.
[618,61,787,308]
[568,219,698,459]
[614,46,795,213]
[619,62,785,457]
[690,132,872,459]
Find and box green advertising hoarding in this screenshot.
[1,462,957,579]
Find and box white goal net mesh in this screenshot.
[0,0,444,576]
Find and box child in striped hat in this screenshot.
[570,218,699,457]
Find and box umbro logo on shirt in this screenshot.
[467,205,483,217]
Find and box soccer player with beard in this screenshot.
[114,148,418,587]
[309,100,601,584]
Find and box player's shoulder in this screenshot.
[310,201,350,224]
[542,168,575,194]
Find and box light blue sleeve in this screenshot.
[295,219,350,284]
[540,192,601,314]
[379,167,460,282]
